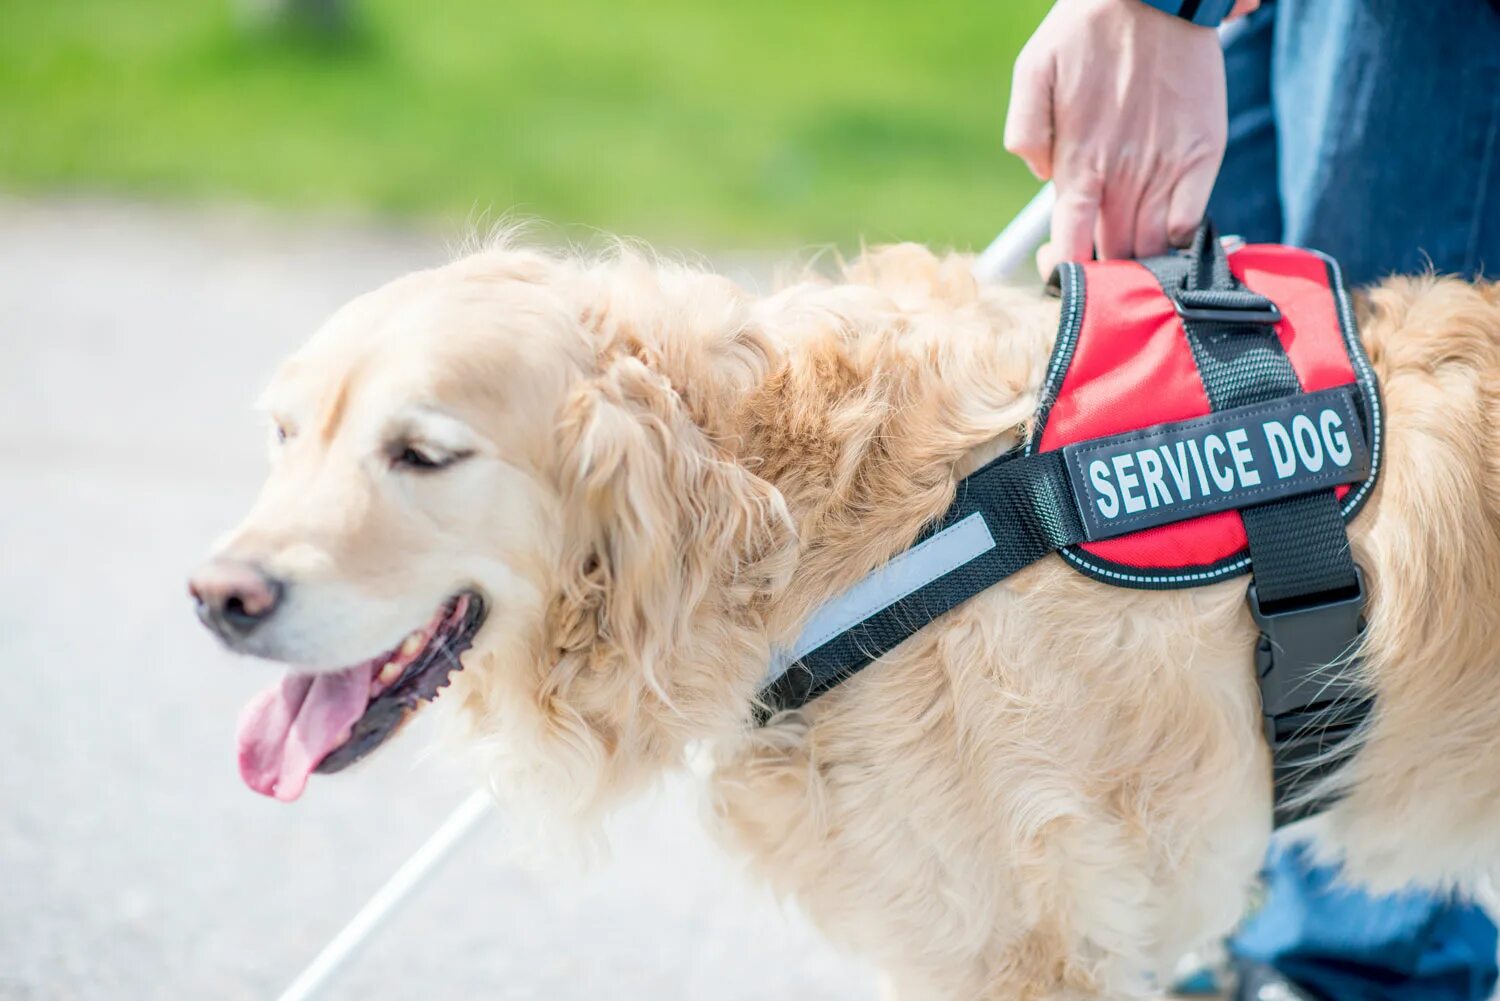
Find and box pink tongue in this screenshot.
[236,665,375,802]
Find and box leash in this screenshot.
[268,190,1057,1001]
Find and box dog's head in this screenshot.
[191,246,794,810]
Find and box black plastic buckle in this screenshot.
[1266,696,1373,827]
[1248,566,1366,725]
[1173,291,1282,327]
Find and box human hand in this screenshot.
[1003,0,1228,275]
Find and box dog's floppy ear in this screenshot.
[551,353,794,693]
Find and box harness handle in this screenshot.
[1184,217,1231,293]
[1175,218,1282,324]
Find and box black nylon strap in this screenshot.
[1143,221,1371,824]
[1142,228,1361,602]
[757,448,1085,718]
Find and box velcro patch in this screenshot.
[1062,385,1369,542]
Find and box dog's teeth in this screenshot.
[400,632,425,658]
[378,660,403,685]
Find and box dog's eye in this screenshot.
[390,442,471,472]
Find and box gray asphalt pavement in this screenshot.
[0,198,878,1001]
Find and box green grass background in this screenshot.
[0,0,1049,250]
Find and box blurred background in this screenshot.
[1,0,1047,250]
[0,2,1047,999]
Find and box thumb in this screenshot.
[1003,53,1056,181]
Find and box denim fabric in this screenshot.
[1232,844,1498,1001]
[1210,0,1500,285]
[1210,5,1500,997]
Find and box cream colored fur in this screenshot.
[212,240,1500,1000]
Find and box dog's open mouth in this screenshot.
[235,591,487,802]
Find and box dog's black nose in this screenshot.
[188,559,283,643]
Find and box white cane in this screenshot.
[271,185,1056,1001]
[275,788,494,1001]
[972,183,1056,284]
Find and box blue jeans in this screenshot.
[1211,0,1500,285]
[1233,844,1497,1001]
[1209,3,1500,999]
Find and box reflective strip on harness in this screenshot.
[767,512,996,679]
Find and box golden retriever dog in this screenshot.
[190,239,1500,1000]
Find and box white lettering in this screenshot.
[1138,448,1173,508]
[1088,404,1357,528]
[1263,420,1296,478]
[1113,453,1146,514]
[1090,460,1120,519]
[1321,408,1352,467]
[1204,434,1236,492]
[1187,438,1212,496]
[1160,442,1193,499]
[1292,414,1324,472]
[1226,428,1260,487]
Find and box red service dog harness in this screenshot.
[759,222,1383,826]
